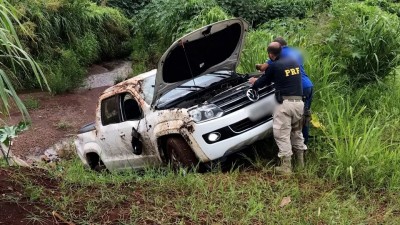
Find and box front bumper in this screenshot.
[189,93,276,161]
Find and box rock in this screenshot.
[45,148,59,162]
[40,155,50,162]
[10,156,31,167]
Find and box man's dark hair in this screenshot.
[274,37,287,46]
[267,43,282,56]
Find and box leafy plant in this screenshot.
[9,0,132,92]
[0,0,48,118]
[43,50,86,94]
[131,0,228,74]
[93,0,151,17]
[312,3,400,85]
[366,0,400,17]
[216,0,324,27]
[0,122,29,165]
[23,96,40,110]
[71,32,100,66]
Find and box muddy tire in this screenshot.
[166,136,199,171]
[94,163,107,172]
[87,153,107,172]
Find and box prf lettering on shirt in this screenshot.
[285,67,300,77]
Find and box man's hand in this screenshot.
[255,63,269,72]
[249,77,258,85]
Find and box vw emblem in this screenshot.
[246,89,259,102]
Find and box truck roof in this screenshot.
[102,69,157,95]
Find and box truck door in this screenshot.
[98,92,158,170]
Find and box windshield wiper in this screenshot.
[176,85,205,89]
[209,72,231,79]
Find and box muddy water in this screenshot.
[83,60,132,89]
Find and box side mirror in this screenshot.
[131,128,142,155]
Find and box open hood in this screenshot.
[151,18,249,106]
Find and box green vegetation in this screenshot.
[0,122,29,165]
[9,0,132,93]
[93,0,151,17]
[131,0,230,74]
[216,0,329,27]
[2,158,400,224]
[55,120,73,130]
[231,0,400,190]
[2,0,400,223]
[0,0,48,119]
[22,96,40,110]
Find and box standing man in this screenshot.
[256,37,313,145]
[250,42,307,175]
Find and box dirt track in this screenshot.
[4,87,109,160]
[1,61,132,160]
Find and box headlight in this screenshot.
[188,104,224,123]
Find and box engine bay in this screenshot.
[156,72,250,109]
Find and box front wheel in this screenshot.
[166,136,199,171]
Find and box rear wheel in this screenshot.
[86,153,107,172]
[166,136,199,171]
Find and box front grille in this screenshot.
[229,115,273,133]
[213,85,274,114]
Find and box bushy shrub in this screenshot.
[313,3,400,84]
[93,0,151,17]
[43,50,86,94]
[87,4,132,59]
[131,0,229,74]
[71,33,100,66]
[365,0,400,17]
[216,0,328,27]
[10,0,132,92]
[176,6,231,37]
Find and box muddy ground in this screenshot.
[0,168,58,224]
[4,87,108,160]
[0,61,133,161]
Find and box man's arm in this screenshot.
[251,67,273,90]
[255,63,269,72]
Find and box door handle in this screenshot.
[120,133,125,138]
[100,136,105,141]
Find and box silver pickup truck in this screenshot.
[75,18,276,171]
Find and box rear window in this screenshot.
[101,96,120,125]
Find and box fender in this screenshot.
[153,120,209,162]
[153,120,185,138]
[80,142,103,166]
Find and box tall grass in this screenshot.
[237,30,274,74]
[5,157,399,224]
[0,0,48,119]
[310,2,400,85]
[235,6,400,190]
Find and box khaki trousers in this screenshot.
[273,100,307,158]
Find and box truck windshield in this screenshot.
[157,71,231,107]
[141,71,231,106]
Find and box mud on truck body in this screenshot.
[75,18,277,171]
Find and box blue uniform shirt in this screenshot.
[267,46,313,89]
